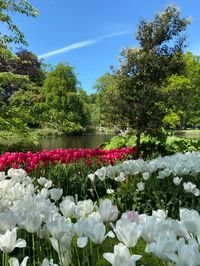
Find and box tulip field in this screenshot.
[0,149,200,265]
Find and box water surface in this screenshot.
[38,135,113,151]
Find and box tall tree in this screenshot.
[42,63,89,134]
[111,5,190,153]
[163,52,200,129]
[0,0,39,134]
[93,73,121,127]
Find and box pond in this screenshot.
[37,135,113,151]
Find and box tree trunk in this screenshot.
[136,131,141,158]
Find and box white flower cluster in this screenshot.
[93,151,200,196]
[1,168,200,265]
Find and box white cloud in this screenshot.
[38,30,132,59]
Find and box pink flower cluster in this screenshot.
[0,147,136,172]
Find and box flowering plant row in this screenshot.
[0,168,200,265]
[91,152,200,216]
[0,147,136,172]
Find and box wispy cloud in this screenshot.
[38,30,132,59]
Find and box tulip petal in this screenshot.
[103,253,115,265]
[77,237,88,248]
[9,257,19,266]
[106,231,115,238]
[15,239,26,248]
[21,257,29,266]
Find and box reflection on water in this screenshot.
[39,135,113,151]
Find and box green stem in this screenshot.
[89,240,93,265]
[4,253,9,266]
[75,246,81,266]
[32,234,36,266]
[92,182,100,202]
[96,245,100,262]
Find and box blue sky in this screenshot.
[9,0,200,94]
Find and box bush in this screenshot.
[104,134,200,158]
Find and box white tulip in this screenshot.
[103,243,142,266]
[106,188,115,194]
[50,188,63,201]
[98,199,119,222]
[60,196,76,218]
[9,257,29,266]
[136,181,145,191]
[42,258,59,266]
[74,199,94,219]
[88,173,95,182]
[0,227,26,253]
[7,168,27,179]
[37,177,53,188]
[145,233,180,260]
[0,210,16,233]
[87,221,114,244]
[142,172,150,180]
[21,212,42,233]
[173,176,182,186]
[47,217,72,240]
[95,167,107,181]
[115,172,125,182]
[113,219,143,247]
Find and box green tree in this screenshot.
[0,72,30,98]
[163,52,200,129]
[42,63,89,134]
[8,85,44,128]
[183,52,200,127]
[93,73,119,127]
[0,0,39,135]
[162,74,192,129]
[111,5,190,153]
[0,0,39,46]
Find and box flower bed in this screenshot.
[92,151,200,217]
[0,147,136,200]
[0,147,136,172]
[0,167,200,265]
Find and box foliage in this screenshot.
[162,52,200,129]
[93,74,119,127]
[104,134,200,158]
[0,72,30,98]
[42,63,91,134]
[8,85,45,128]
[0,0,39,46]
[0,49,46,86]
[0,0,40,137]
[97,5,190,154]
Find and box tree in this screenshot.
[0,72,30,99]
[163,52,200,129]
[111,5,190,153]
[0,0,39,46]
[162,74,192,129]
[0,0,39,135]
[0,49,46,85]
[93,74,119,127]
[8,85,44,128]
[42,63,89,134]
